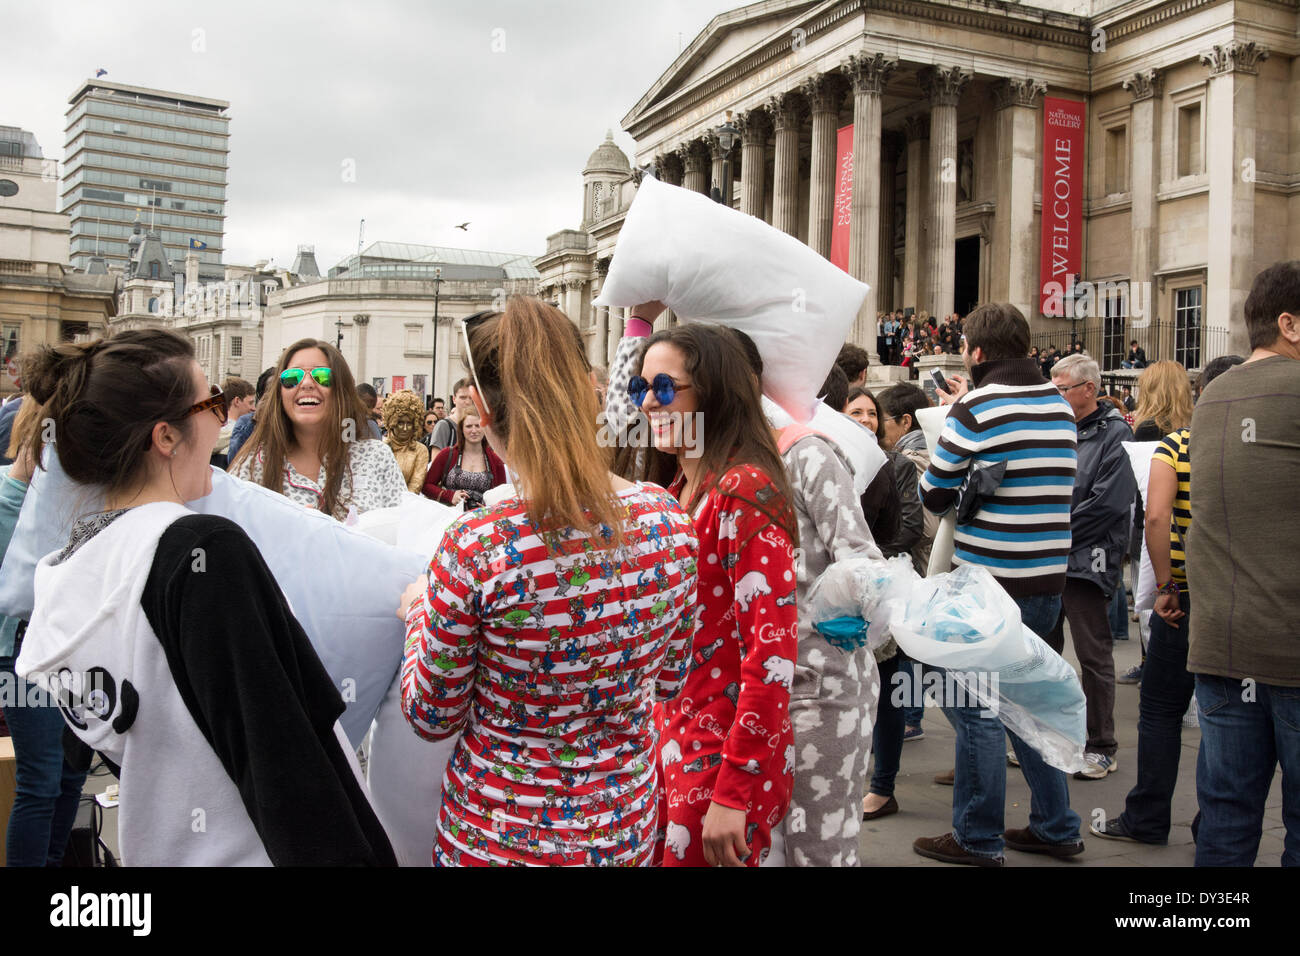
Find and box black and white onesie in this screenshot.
[18,501,396,866]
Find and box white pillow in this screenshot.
[595,176,869,424]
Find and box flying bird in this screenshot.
[454,222,471,231]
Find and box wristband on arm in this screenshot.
[626,316,654,338]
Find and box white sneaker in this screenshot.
[1074,752,1118,780]
[1006,749,1020,767]
[1182,701,1199,729]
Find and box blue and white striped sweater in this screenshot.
[919,360,1077,597]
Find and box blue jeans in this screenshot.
[942,592,1081,858]
[1117,591,1193,843]
[1194,673,1300,867]
[1,652,88,866]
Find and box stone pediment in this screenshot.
[624,0,826,127]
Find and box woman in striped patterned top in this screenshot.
[399,298,699,866]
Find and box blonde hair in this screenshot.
[1134,361,1193,433]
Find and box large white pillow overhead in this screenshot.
[595,175,869,423]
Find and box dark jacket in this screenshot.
[422,443,507,505]
[1065,403,1137,597]
[880,450,923,559]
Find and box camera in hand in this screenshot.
[463,490,486,510]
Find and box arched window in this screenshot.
[147,297,159,313]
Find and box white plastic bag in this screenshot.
[807,557,1087,773]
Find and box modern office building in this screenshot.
[62,79,229,273]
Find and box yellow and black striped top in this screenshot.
[1151,428,1191,586]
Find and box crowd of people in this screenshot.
[874,310,966,365]
[0,257,1296,868]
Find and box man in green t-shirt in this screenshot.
[1185,261,1300,867]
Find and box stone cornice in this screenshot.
[1121,69,1164,101]
[992,77,1046,111]
[1200,40,1269,75]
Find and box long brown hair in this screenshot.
[228,338,370,518]
[623,324,798,549]
[465,297,624,549]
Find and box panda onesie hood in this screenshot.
[17,500,396,866]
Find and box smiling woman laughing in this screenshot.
[229,338,407,521]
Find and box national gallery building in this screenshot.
[537,0,1298,370]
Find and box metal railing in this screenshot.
[1031,320,1229,373]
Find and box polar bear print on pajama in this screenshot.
[661,737,682,766]
[717,509,741,541]
[665,821,691,861]
[763,655,794,690]
[735,570,772,613]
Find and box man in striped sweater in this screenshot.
[912,302,1084,867]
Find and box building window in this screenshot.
[1177,103,1202,177]
[1174,286,1203,368]
[1104,125,1127,194]
[2,325,20,365]
[147,297,159,313]
[1102,288,1126,370]
[231,336,242,358]
[149,261,160,279]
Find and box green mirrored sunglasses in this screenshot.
[279,366,333,389]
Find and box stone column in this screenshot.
[768,92,803,236]
[919,66,971,321]
[680,141,709,194]
[1122,69,1162,333]
[607,307,621,366]
[1202,42,1266,358]
[737,110,770,219]
[705,131,727,201]
[353,313,370,383]
[564,280,584,326]
[841,52,897,352]
[878,130,902,312]
[992,78,1046,319]
[802,74,843,258]
[902,114,928,311]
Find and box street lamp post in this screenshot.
[713,111,739,207]
[335,316,344,349]
[430,267,443,408]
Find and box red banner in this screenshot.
[830,124,854,272]
[391,375,406,393]
[1039,97,1086,317]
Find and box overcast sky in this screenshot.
[4,0,741,270]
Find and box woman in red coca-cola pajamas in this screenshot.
[614,311,799,867]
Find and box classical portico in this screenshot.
[624,2,1091,360]
[539,0,1299,373]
